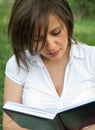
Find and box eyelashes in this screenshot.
[51,30,62,36]
[50,25,62,36]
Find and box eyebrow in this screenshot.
[50,24,62,32]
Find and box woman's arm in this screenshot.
[3,76,29,130]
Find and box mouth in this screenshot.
[48,50,59,57]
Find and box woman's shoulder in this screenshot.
[5,51,38,85]
[79,42,95,57]
[77,42,95,50]
[74,41,95,56]
[6,50,39,67]
[71,41,95,59]
[6,55,17,66]
[70,40,95,64]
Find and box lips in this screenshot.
[48,50,59,57]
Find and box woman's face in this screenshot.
[34,15,69,62]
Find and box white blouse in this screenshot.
[5,43,95,114]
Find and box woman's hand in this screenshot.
[80,124,95,130]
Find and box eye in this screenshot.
[51,26,62,36]
[52,30,62,36]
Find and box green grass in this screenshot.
[0,1,13,128]
[0,0,95,129]
[74,19,95,46]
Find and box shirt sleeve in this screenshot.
[5,55,27,85]
[91,47,95,75]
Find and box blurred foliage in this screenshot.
[0,0,13,128]
[69,0,95,19]
[74,20,95,46]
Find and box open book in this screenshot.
[2,98,95,130]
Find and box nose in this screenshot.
[46,35,56,51]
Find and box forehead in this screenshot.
[34,14,65,35]
[48,15,62,30]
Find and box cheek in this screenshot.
[59,32,68,46]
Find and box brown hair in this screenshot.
[8,0,74,69]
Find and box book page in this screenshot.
[3,101,57,119]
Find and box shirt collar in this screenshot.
[30,53,44,67]
[70,43,85,59]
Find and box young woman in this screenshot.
[3,0,95,129]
